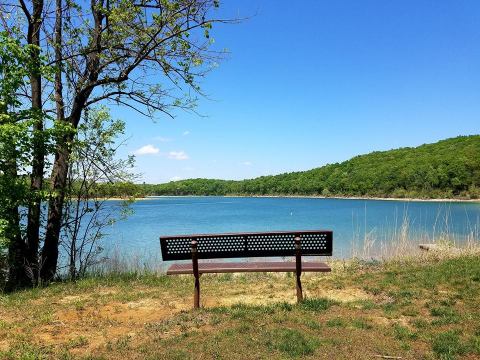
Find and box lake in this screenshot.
[99,197,480,268]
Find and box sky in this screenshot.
[111,0,480,184]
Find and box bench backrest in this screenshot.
[160,230,333,261]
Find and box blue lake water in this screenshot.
[101,197,480,265]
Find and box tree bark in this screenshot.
[25,0,45,285]
[6,209,27,291]
[41,92,97,281]
[41,1,104,282]
[4,147,29,290]
[41,139,71,281]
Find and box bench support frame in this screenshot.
[295,236,303,303]
[191,240,200,309]
[160,230,333,309]
[190,236,307,309]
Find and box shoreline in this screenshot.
[139,194,480,203]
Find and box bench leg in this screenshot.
[296,272,303,303]
[191,240,200,309]
[295,236,303,303]
[194,275,200,308]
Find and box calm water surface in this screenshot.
[101,197,480,265]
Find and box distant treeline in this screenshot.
[100,135,480,199]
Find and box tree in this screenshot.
[0,34,30,287]
[0,31,55,288]
[142,136,480,199]
[0,0,235,285]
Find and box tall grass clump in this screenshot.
[349,205,480,261]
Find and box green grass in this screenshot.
[429,306,461,325]
[266,328,319,358]
[0,254,479,359]
[326,317,347,328]
[432,331,467,359]
[351,317,373,330]
[299,298,337,312]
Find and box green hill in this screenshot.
[122,135,480,199]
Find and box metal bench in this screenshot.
[160,230,333,308]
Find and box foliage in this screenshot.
[0,31,69,287]
[139,135,480,199]
[0,0,233,286]
[0,31,35,232]
[0,31,52,287]
[61,107,135,280]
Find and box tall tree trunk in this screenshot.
[41,0,103,282]
[25,0,45,285]
[4,145,29,290]
[41,95,92,282]
[40,0,65,282]
[6,207,27,290]
[6,208,27,291]
[41,140,71,281]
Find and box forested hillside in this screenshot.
[105,136,480,199]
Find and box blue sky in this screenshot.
[112,0,480,184]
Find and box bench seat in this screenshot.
[167,261,331,275]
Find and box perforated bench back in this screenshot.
[160,230,333,261]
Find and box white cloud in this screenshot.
[241,161,253,166]
[168,151,189,160]
[170,176,182,181]
[154,136,172,142]
[133,144,160,156]
[182,130,190,136]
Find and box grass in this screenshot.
[266,328,319,357]
[432,331,467,359]
[0,254,479,359]
[299,298,337,312]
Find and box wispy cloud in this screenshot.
[133,144,160,156]
[154,136,172,142]
[241,161,253,166]
[170,176,182,181]
[182,130,190,136]
[168,151,189,160]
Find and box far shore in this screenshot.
[117,194,480,203]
